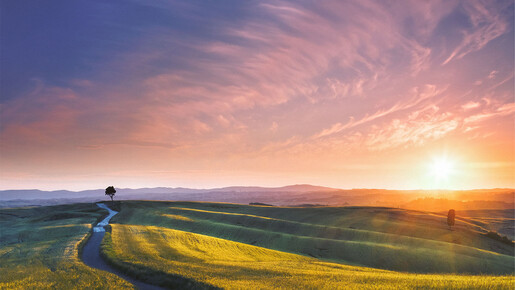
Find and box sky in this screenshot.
[0,0,514,191]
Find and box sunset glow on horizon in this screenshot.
[1,0,514,191]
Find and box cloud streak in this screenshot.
[442,0,510,65]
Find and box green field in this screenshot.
[111,201,514,274]
[1,201,514,289]
[456,209,515,240]
[107,201,514,288]
[102,223,512,289]
[0,203,132,289]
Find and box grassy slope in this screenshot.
[112,201,514,275]
[456,209,514,240]
[2,201,513,289]
[0,203,133,289]
[105,223,513,289]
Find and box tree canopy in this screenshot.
[105,186,116,202]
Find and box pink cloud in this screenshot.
[312,123,346,139]
[363,115,459,151]
[464,102,515,124]
[269,122,278,133]
[462,101,481,110]
[1,83,85,148]
[488,70,498,79]
[306,105,459,153]
[310,84,447,140]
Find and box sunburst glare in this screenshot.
[429,156,457,187]
[431,158,454,179]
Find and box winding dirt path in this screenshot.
[81,203,163,290]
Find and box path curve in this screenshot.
[81,203,164,290]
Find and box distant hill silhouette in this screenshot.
[403,198,514,212]
[0,186,513,210]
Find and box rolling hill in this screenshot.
[1,201,513,288]
[110,201,514,275]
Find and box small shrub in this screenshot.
[484,231,514,246]
[249,202,274,206]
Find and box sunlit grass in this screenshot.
[161,213,194,222]
[168,206,277,220]
[0,204,133,289]
[105,223,514,289]
[112,201,514,274]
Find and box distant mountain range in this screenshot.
[0,185,513,211]
[0,184,334,200]
[0,184,336,207]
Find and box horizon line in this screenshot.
[1,184,513,192]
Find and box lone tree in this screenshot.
[447,209,455,230]
[105,186,116,203]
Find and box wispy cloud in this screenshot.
[363,113,459,151]
[311,84,448,140]
[462,101,481,110]
[464,102,515,124]
[442,0,510,65]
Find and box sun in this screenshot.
[430,156,455,181]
